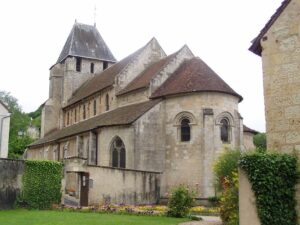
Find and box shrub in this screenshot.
[20,160,63,209]
[219,172,239,225]
[167,185,195,217]
[253,133,266,152]
[213,148,241,191]
[240,152,298,225]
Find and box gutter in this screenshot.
[0,114,11,153]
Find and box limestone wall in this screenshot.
[161,92,241,198]
[239,169,261,225]
[259,1,300,222]
[0,159,24,209]
[87,166,160,205]
[133,101,166,172]
[243,132,256,151]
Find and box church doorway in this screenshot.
[80,172,89,206]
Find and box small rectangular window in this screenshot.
[93,100,97,116]
[76,57,82,72]
[83,105,86,119]
[103,61,108,70]
[90,63,94,73]
[74,108,77,123]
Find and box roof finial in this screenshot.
[94,5,97,27]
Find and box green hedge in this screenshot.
[240,152,298,225]
[21,160,63,209]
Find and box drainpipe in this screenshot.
[0,114,11,156]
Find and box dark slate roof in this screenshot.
[29,100,161,147]
[243,125,259,134]
[150,57,243,102]
[55,22,116,65]
[66,43,147,107]
[249,0,291,56]
[116,51,178,96]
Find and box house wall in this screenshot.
[87,166,160,205]
[259,0,300,222]
[161,92,241,198]
[0,104,10,158]
[243,132,256,150]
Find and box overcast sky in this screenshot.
[0,0,283,132]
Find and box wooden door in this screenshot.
[80,173,89,206]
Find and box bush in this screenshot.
[213,148,241,191]
[20,160,63,209]
[167,185,195,217]
[219,172,239,225]
[240,152,298,225]
[253,133,266,152]
[213,148,240,225]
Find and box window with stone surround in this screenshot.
[216,112,234,144]
[90,63,94,73]
[105,94,109,111]
[174,111,196,143]
[110,136,126,168]
[76,57,81,72]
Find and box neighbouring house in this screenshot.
[243,125,258,150]
[240,0,300,224]
[26,22,255,206]
[0,100,10,158]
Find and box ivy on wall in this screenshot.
[240,152,298,225]
[20,160,63,209]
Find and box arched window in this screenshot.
[105,94,109,111]
[181,118,190,142]
[220,118,229,143]
[90,63,94,73]
[111,137,126,168]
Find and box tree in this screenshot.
[253,133,267,152]
[0,91,34,158]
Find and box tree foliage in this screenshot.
[253,133,267,152]
[0,91,34,158]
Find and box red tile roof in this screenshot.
[249,0,291,56]
[243,125,259,134]
[29,99,161,147]
[150,57,243,102]
[117,52,177,96]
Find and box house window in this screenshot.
[75,108,77,123]
[83,104,86,119]
[181,118,190,142]
[93,99,97,116]
[67,112,70,126]
[220,118,229,143]
[76,57,81,72]
[103,61,108,70]
[90,63,94,73]
[105,94,109,111]
[111,137,126,168]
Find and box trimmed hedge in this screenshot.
[240,152,298,225]
[20,160,63,209]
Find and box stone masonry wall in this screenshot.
[0,159,24,209]
[260,1,300,222]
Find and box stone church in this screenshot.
[26,22,254,206]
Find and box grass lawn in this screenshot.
[0,209,189,225]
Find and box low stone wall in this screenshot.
[87,166,161,205]
[239,169,260,225]
[0,158,24,209]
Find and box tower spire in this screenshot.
[94,5,97,27]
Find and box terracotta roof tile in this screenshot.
[249,0,291,56]
[66,45,146,107]
[243,125,259,134]
[29,99,161,147]
[150,57,243,101]
[117,52,177,96]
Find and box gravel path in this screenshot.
[179,216,222,225]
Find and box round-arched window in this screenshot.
[220,118,229,143]
[111,137,126,168]
[181,118,191,142]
